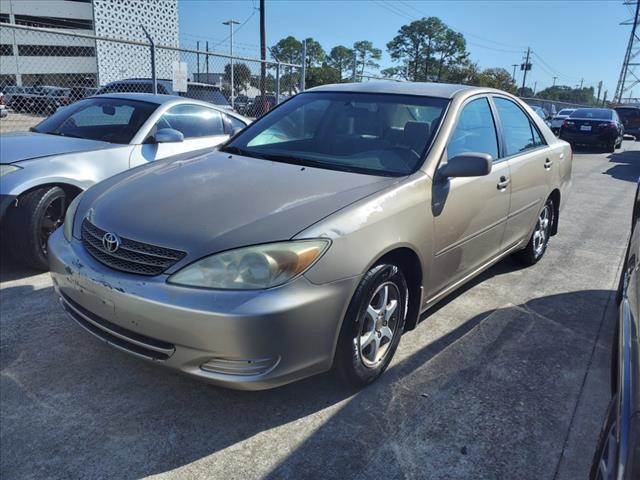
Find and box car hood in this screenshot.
[80,150,398,268]
[0,132,118,164]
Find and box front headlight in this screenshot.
[168,240,330,290]
[0,165,22,177]
[63,192,84,241]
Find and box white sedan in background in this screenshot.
[0,93,249,269]
[549,108,576,135]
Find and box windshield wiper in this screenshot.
[257,153,361,174]
[219,145,254,156]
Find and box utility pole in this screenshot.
[141,25,157,94]
[300,39,306,91]
[615,0,640,103]
[596,81,603,102]
[520,47,532,96]
[579,78,584,89]
[511,64,518,82]
[533,81,537,96]
[603,90,608,107]
[259,0,266,114]
[552,76,557,87]
[223,19,240,109]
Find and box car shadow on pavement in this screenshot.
[604,148,640,183]
[0,279,615,479]
[0,253,42,283]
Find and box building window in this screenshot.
[13,15,94,30]
[0,44,13,56]
[17,45,96,57]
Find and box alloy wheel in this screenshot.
[533,203,552,258]
[39,195,66,255]
[358,281,400,368]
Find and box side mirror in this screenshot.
[154,128,184,143]
[438,153,492,179]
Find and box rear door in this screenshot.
[130,104,229,166]
[492,96,553,249]
[428,96,511,297]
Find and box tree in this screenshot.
[386,17,467,82]
[353,40,382,78]
[270,36,302,65]
[328,45,354,80]
[303,37,326,67]
[477,67,517,93]
[305,64,341,88]
[222,62,252,96]
[535,85,597,104]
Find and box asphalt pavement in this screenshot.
[1,141,639,480]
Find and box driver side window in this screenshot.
[447,98,499,161]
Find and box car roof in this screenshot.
[306,81,491,99]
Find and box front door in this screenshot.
[428,96,511,299]
[130,104,229,167]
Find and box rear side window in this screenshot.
[570,109,611,120]
[493,97,545,156]
[447,97,499,161]
[157,104,224,138]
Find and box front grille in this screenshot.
[81,219,186,276]
[60,292,175,361]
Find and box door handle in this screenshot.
[497,176,510,191]
[544,158,553,170]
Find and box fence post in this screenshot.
[141,25,157,94]
[276,62,281,104]
[300,40,306,92]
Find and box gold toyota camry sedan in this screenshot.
[49,82,572,390]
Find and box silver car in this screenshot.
[49,82,572,390]
[550,108,576,134]
[0,93,249,269]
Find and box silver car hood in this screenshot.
[0,132,118,164]
[79,150,398,267]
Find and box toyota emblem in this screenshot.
[102,232,120,253]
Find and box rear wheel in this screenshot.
[6,186,68,270]
[515,198,554,265]
[607,139,616,153]
[334,263,408,388]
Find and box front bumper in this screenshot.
[48,229,360,390]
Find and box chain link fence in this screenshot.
[0,24,303,133]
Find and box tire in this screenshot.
[589,395,618,480]
[515,198,555,266]
[6,186,68,270]
[334,263,408,388]
[607,140,616,153]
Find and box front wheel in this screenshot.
[334,263,408,388]
[515,198,554,265]
[6,186,68,270]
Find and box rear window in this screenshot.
[570,109,612,120]
[184,85,229,106]
[558,109,574,116]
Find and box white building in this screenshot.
[0,0,178,87]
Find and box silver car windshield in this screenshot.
[33,97,159,144]
[222,92,449,176]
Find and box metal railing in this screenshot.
[0,23,304,133]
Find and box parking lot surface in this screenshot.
[1,142,639,480]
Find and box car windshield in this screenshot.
[33,97,159,144]
[221,91,449,176]
[570,108,611,120]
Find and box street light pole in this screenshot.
[223,19,240,109]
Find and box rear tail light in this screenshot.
[597,122,614,129]
[563,120,574,129]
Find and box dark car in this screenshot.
[560,108,624,152]
[3,85,34,111]
[615,106,640,139]
[69,86,98,103]
[95,79,230,108]
[245,94,277,117]
[10,86,71,114]
[590,181,640,480]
